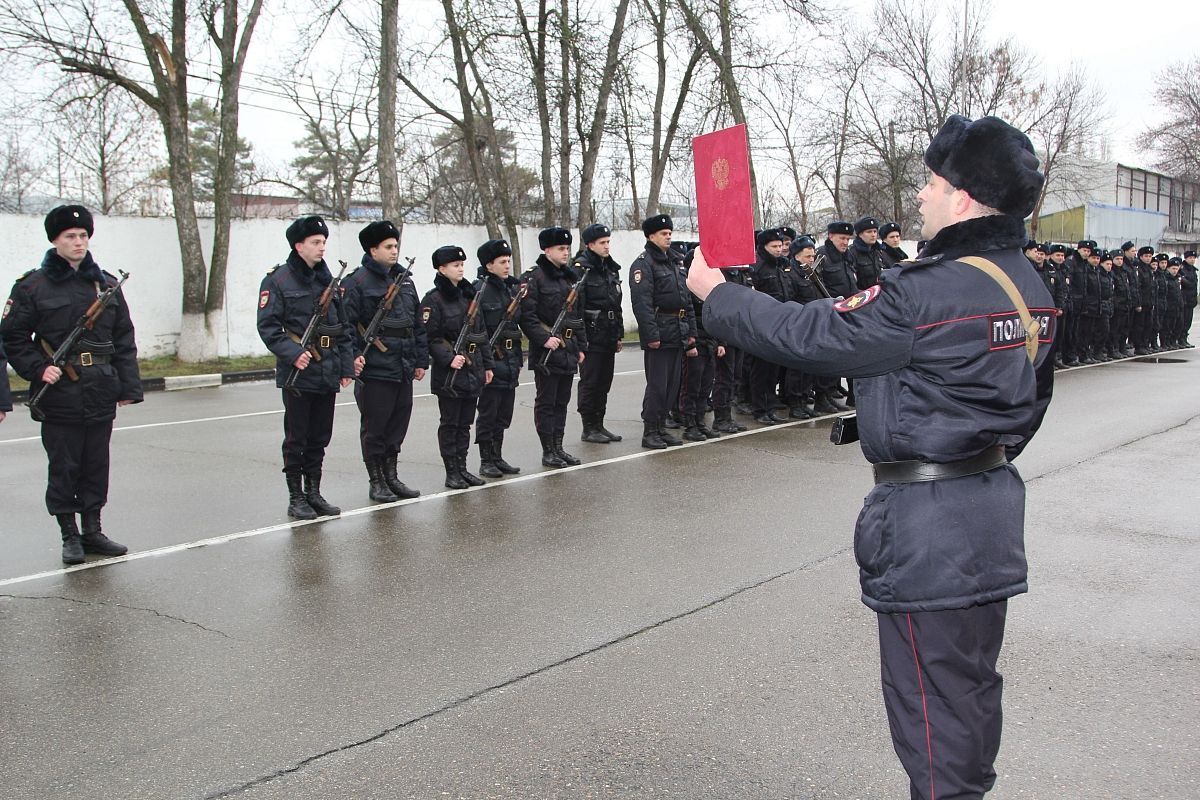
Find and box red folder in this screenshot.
[692,124,755,268]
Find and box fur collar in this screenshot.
[921,215,1026,260]
[434,271,474,299]
[41,249,104,284]
[577,248,619,273]
[286,250,331,286]
[536,254,578,281]
[851,237,877,254]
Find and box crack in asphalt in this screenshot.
[0,593,235,639]
[203,547,850,798]
[1024,411,1200,485]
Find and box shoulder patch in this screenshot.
[421,307,432,324]
[633,269,643,284]
[834,284,882,312]
[259,290,270,309]
[2,298,12,319]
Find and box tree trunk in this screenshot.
[557,0,571,224]
[574,0,631,229]
[378,0,403,228]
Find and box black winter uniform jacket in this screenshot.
[629,243,695,349]
[473,269,524,390]
[257,251,354,393]
[574,248,624,353]
[749,249,798,303]
[422,273,494,398]
[341,254,429,383]
[0,340,11,412]
[1180,263,1198,306]
[2,250,142,422]
[850,237,885,289]
[1136,262,1156,310]
[704,214,1056,614]
[519,256,587,375]
[816,241,859,299]
[1070,259,1102,317]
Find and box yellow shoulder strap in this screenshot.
[957,255,1040,363]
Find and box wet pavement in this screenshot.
[1,347,1198,799]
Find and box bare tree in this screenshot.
[1136,56,1200,182]
[377,0,404,224]
[0,127,44,212]
[513,0,556,225]
[0,0,265,360]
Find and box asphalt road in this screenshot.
[1,343,1197,799]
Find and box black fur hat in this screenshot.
[1077,239,1097,250]
[1137,246,1155,257]
[923,115,1044,218]
[358,220,400,252]
[641,214,673,237]
[826,221,853,236]
[1049,243,1067,254]
[477,239,512,265]
[581,223,611,244]
[1184,250,1197,259]
[1023,239,1039,252]
[1035,243,1050,255]
[854,216,879,234]
[776,225,797,240]
[539,226,572,249]
[286,215,329,246]
[879,222,902,238]
[432,245,467,268]
[756,228,783,247]
[44,205,94,241]
[1120,241,1136,252]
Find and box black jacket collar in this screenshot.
[434,271,474,299]
[42,249,104,284]
[287,250,332,286]
[577,248,618,273]
[536,254,577,280]
[360,252,393,279]
[922,215,1026,261]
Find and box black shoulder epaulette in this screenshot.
[15,268,37,283]
[896,253,945,270]
[266,263,284,275]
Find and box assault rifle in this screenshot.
[444,280,490,391]
[538,273,587,368]
[27,270,131,418]
[283,258,350,394]
[358,256,417,359]
[488,283,528,354]
[801,253,834,299]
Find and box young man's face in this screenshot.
[1140,254,1153,265]
[1078,247,1093,259]
[1026,249,1045,266]
[53,228,90,266]
[1168,265,1180,276]
[795,247,815,265]
[1050,252,1066,265]
[543,244,571,266]
[764,240,785,257]
[438,260,466,283]
[370,239,399,266]
[588,236,612,258]
[485,255,513,278]
[858,229,879,245]
[884,231,902,248]
[295,235,327,267]
[1100,260,1112,272]
[917,171,967,239]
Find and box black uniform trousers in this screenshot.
[1131,308,1151,348]
[281,390,337,475]
[1093,314,1111,353]
[641,348,682,424]
[878,601,1007,800]
[533,372,574,437]
[712,346,740,411]
[354,378,413,461]
[577,350,616,417]
[437,395,479,457]
[1073,314,1096,358]
[785,368,813,404]
[679,347,715,417]
[475,386,515,444]
[41,419,114,515]
[1058,309,1074,358]
[748,355,782,414]
[1108,308,1130,352]
[1183,304,1195,342]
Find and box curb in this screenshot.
[9,368,276,402]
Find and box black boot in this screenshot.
[492,434,520,474]
[58,514,84,565]
[458,455,485,487]
[712,407,745,433]
[304,472,341,516]
[554,434,582,466]
[286,474,317,520]
[443,456,469,489]
[812,394,840,414]
[540,434,568,468]
[580,413,611,443]
[382,453,420,499]
[641,421,668,449]
[366,459,400,503]
[80,509,128,557]
[595,415,622,442]
[683,415,707,442]
[695,413,721,439]
[658,419,683,446]
[478,442,503,479]
[664,410,683,429]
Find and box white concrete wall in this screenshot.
[2,214,696,358]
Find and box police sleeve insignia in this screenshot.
[422,307,432,323]
[259,290,270,309]
[633,270,643,284]
[2,298,12,319]
[833,284,882,313]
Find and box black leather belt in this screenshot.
[655,309,686,319]
[872,445,1008,484]
[67,352,112,366]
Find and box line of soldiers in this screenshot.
[1023,240,1198,367]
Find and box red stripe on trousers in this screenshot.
[907,612,936,800]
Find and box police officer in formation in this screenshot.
[710,264,751,433]
[574,223,624,444]
[629,214,695,450]
[1182,250,1198,346]
[2,206,142,563]
[879,221,909,267]
[520,226,586,467]
[687,113,1056,800]
[422,245,494,489]
[257,215,357,520]
[746,227,796,425]
[341,220,427,502]
[0,341,11,424]
[679,249,722,441]
[473,239,524,478]
[849,216,885,289]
